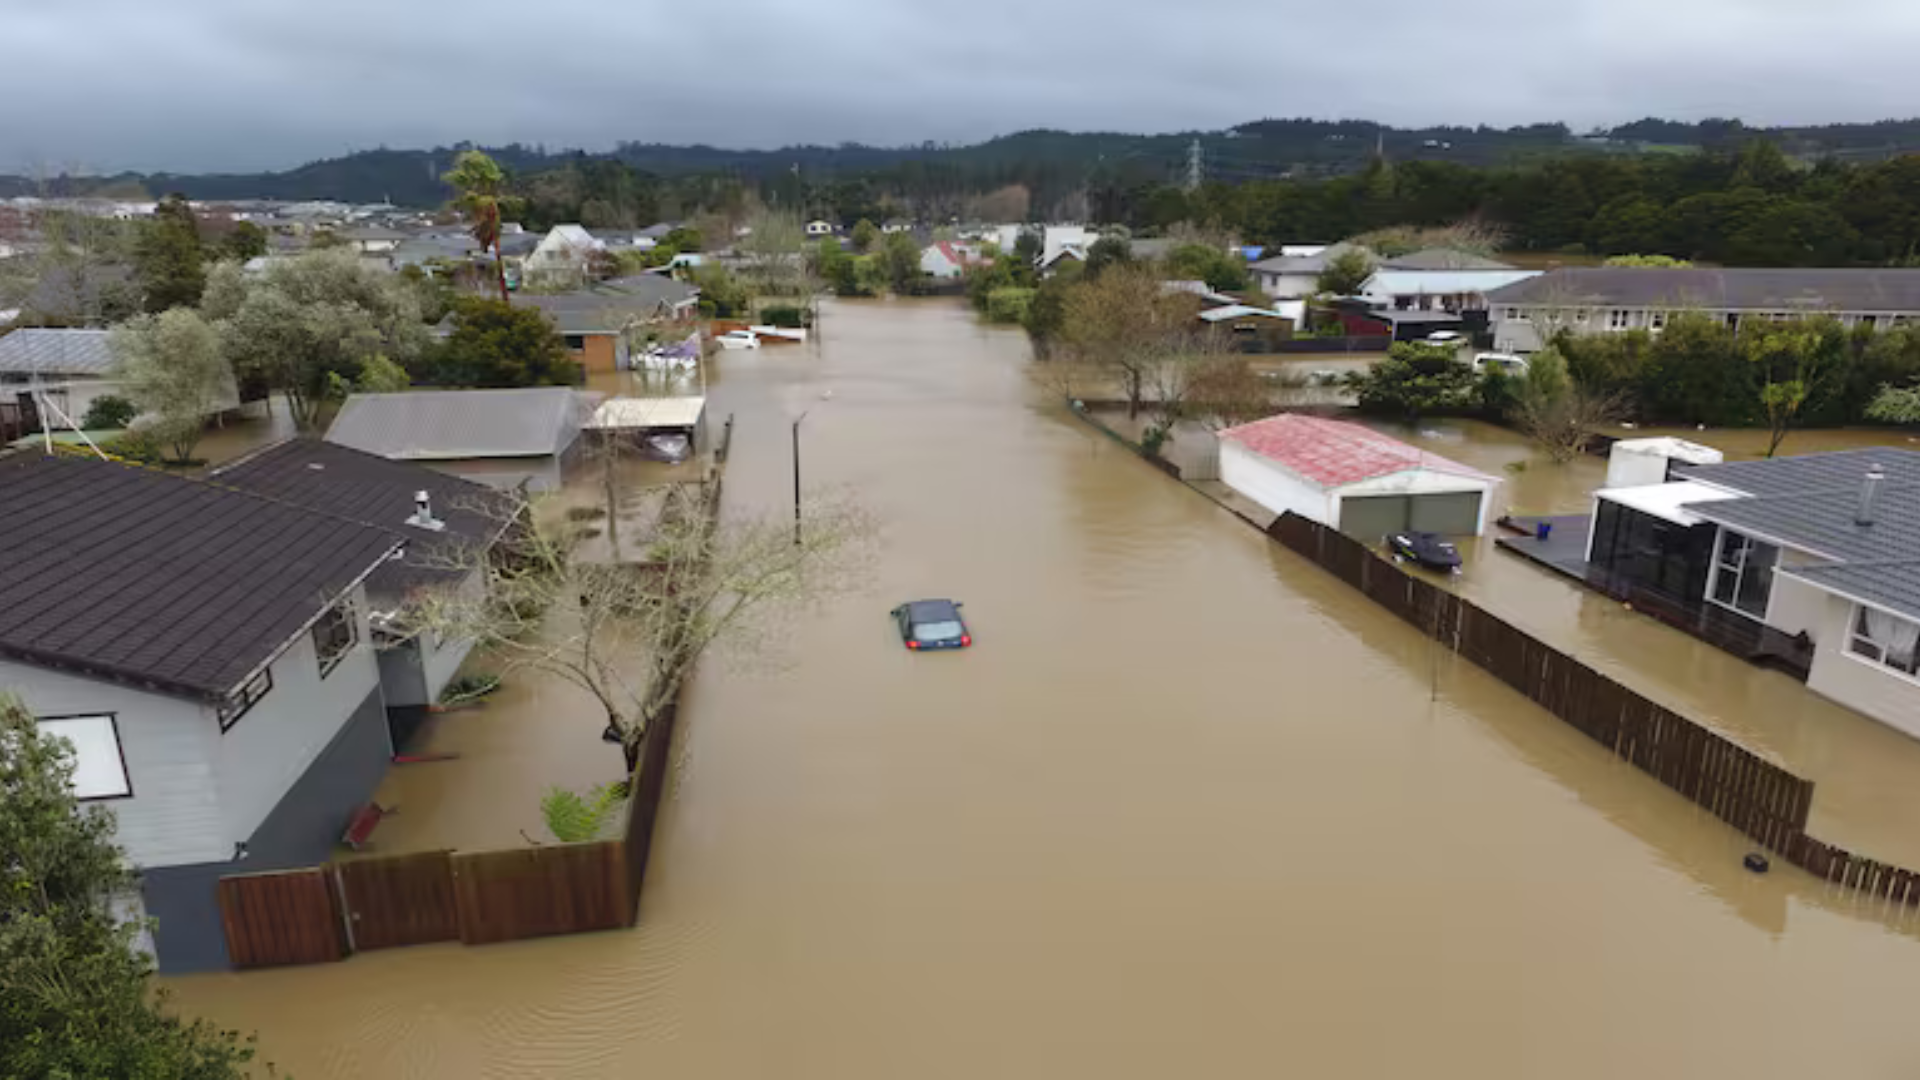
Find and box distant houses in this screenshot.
[1486,267,1920,353]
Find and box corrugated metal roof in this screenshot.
[586,396,705,430]
[0,453,400,699]
[0,328,115,376]
[325,388,592,461]
[1216,414,1494,489]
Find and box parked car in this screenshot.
[1423,330,1466,346]
[1387,531,1463,573]
[890,599,971,651]
[716,330,760,350]
[1472,352,1529,377]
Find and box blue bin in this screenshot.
[1536,522,1554,541]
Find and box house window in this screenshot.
[217,669,273,731]
[562,334,587,351]
[36,714,132,800]
[313,600,359,678]
[1851,606,1920,678]
[1608,309,1630,330]
[1860,315,1880,330]
[1709,529,1779,620]
[1649,310,1668,331]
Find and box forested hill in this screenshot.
[10,116,1920,209]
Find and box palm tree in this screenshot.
[444,150,515,303]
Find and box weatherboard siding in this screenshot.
[217,589,384,846]
[0,658,227,867]
[1807,595,1920,740]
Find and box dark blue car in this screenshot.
[891,599,971,651]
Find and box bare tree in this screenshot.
[1060,264,1203,418]
[410,481,870,772]
[1512,348,1625,462]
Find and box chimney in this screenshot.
[406,489,445,532]
[1856,465,1886,527]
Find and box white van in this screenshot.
[1472,352,1529,377]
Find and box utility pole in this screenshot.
[792,411,808,546]
[1185,138,1203,193]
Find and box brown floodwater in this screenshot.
[169,300,1920,1078]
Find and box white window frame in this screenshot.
[1608,309,1630,330]
[1649,310,1668,331]
[1706,528,1779,622]
[1848,604,1920,682]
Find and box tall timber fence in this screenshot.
[1269,511,1920,905]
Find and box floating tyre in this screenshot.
[1743,852,1770,874]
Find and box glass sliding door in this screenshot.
[1709,529,1779,620]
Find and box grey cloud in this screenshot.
[2,0,1918,173]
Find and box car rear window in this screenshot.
[913,619,964,642]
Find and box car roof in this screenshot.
[904,599,960,620]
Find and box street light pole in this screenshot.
[792,411,809,546]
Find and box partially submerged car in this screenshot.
[1387,531,1463,573]
[891,599,971,651]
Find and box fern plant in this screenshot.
[539,781,628,842]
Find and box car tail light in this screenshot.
[906,640,919,650]
[960,635,972,647]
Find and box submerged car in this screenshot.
[891,599,971,651]
[1387,531,1463,573]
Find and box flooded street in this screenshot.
[170,300,1920,1078]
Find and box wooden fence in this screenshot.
[1268,511,1920,902]
[219,699,686,970]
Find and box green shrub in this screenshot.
[80,395,138,430]
[101,427,167,463]
[985,287,1036,324]
[759,304,811,328]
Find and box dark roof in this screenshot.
[1486,268,1920,313]
[903,599,960,622]
[0,453,400,700]
[211,439,511,600]
[1367,309,1465,326]
[1678,449,1920,618]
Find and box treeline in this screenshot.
[1098,142,1920,266]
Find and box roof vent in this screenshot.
[406,489,445,532]
[1856,465,1886,527]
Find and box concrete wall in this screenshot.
[1219,441,1332,523]
[0,659,226,867]
[142,683,392,973]
[1805,595,1920,740]
[217,591,380,845]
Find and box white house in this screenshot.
[1217,414,1498,537]
[0,328,241,430]
[522,223,605,286]
[338,224,407,255]
[920,240,981,279]
[805,220,836,238]
[1582,448,1920,739]
[1486,267,1920,353]
[0,452,408,973]
[1250,244,1538,307]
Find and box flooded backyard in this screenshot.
[168,300,1920,1078]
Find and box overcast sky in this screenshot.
[4,0,1917,174]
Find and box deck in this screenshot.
[1497,515,1814,681]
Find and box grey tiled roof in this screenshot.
[1785,560,1920,621]
[1249,242,1369,275]
[0,328,115,375]
[1678,449,1920,618]
[511,276,700,335]
[0,453,400,699]
[1486,267,1920,313]
[325,387,590,461]
[211,439,511,600]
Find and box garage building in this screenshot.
[1217,414,1497,537]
